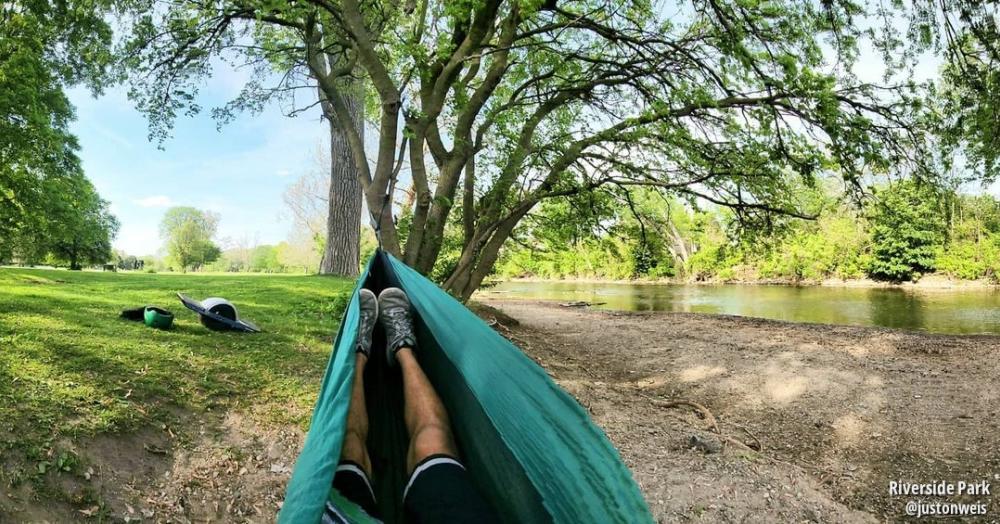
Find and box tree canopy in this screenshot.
[45,175,120,270]
[900,1,1000,181]
[866,180,947,281]
[0,0,119,267]
[119,0,999,298]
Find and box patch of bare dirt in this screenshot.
[130,412,302,522]
[483,299,1000,523]
[2,412,303,523]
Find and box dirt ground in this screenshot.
[481,299,1000,523]
[2,409,304,523]
[8,300,1000,522]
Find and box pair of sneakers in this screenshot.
[357,287,417,365]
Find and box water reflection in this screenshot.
[868,289,925,331]
[482,281,1000,334]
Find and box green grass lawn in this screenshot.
[0,267,352,492]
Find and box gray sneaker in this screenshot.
[377,287,417,365]
[356,289,378,357]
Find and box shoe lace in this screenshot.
[357,311,375,351]
[384,308,413,345]
[360,310,374,327]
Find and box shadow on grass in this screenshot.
[0,269,354,485]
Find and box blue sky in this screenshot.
[67,67,328,257]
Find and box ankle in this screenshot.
[395,346,415,362]
[341,431,371,471]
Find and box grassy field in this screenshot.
[0,267,352,513]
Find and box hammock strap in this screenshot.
[368,188,392,251]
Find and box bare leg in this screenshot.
[340,353,373,476]
[396,347,459,473]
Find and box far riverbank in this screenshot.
[495,273,1000,292]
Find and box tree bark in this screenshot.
[462,154,475,245]
[413,156,468,274]
[318,80,364,277]
[402,127,432,267]
[444,203,534,301]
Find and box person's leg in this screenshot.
[340,352,372,475]
[377,287,460,469]
[377,288,498,523]
[396,347,458,472]
[327,289,379,519]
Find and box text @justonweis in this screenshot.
[891,480,993,518]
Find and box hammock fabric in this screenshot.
[279,251,652,523]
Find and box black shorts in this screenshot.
[322,454,498,523]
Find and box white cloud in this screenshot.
[134,195,174,208]
[276,169,292,177]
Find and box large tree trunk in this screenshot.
[318,80,364,277]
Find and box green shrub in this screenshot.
[866,180,946,281]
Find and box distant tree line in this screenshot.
[135,242,339,274]
[498,178,1000,284]
[142,205,377,273]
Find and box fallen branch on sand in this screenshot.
[649,399,719,433]
[734,423,763,452]
[645,396,761,452]
[487,318,532,351]
[559,301,607,307]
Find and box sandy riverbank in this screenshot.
[478,299,1000,522]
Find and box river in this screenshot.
[482,281,1000,334]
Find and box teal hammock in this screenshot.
[279,251,652,523]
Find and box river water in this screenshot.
[483,281,1000,334]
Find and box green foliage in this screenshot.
[45,176,119,270]
[866,180,947,281]
[275,240,318,273]
[119,0,973,298]
[0,164,118,268]
[501,237,641,281]
[684,224,738,281]
[0,0,116,263]
[427,220,467,283]
[498,194,648,280]
[250,245,281,273]
[757,215,869,281]
[159,207,221,271]
[902,1,1000,182]
[934,194,1000,281]
[359,228,379,269]
[934,238,1000,281]
[498,179,1000,285]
